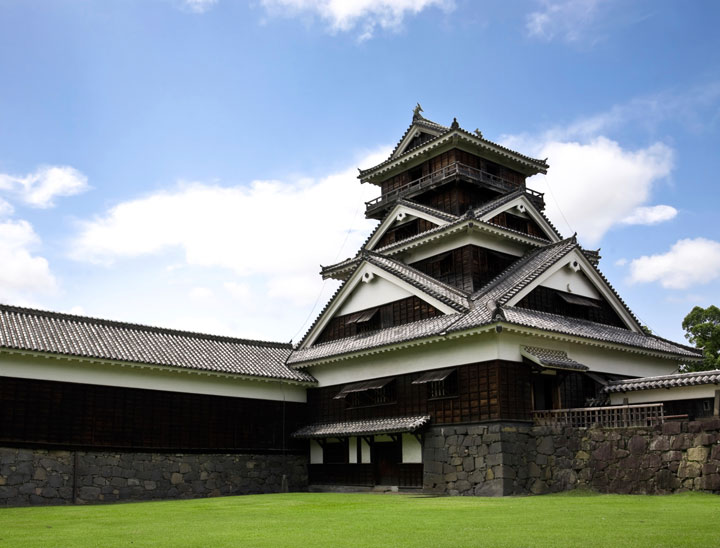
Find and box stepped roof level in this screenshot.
[360,105,549,220]
[293,107,701,376]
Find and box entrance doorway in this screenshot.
[373,439,400,485]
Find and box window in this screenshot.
[412,368,457,399]
[334,378,396,408]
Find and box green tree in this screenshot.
[682,305,720,371]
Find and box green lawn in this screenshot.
[1,491,719,548]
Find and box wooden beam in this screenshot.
[714,390,720,417]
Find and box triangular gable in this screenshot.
[391,126,445,160]
[365,202,455,251]
[503,247,642,332]
[476,193,562,243]
[300,260,464,349]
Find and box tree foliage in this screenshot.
[682,305,720,371]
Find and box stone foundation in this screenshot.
[0,448,307,506]
[423,419,720,496]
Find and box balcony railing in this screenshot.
[533,403,665,428]
[365,162,544,215]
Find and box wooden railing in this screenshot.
[364,162,543,213]
[533,403,665,428]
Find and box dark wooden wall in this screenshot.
[516,286,627,329]
[379,148,526,196]
[316,296,441,344]
[488,211,547,239]
[0,376,306,452]
[307,360,534,425]
[376,218,437,249]
[409,245,518,293]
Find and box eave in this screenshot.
[359,129,549,184]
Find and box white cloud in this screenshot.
[526,0,607,43]
[71,150,385,307]
[181,0,217,13]
[0,165,88,209]
[614,258,627,267]
[628,238,720,289]
[521,137,673,246]
[260,0,453,40]
[189,286,214,300]
[0,220,57,303]
[0,198,13,218]
[622,205,677,225]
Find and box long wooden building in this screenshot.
[0,107,702,504]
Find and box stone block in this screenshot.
[678,461,702,479]
[701,418,720,431]
[663,422,682,435]
[78,486,100,500]
[536,437,554,456]
[687,446,710,462]
[628,435,648,455]
[488,442,503,455]
[529,479,548,495]
[699,474,720,491]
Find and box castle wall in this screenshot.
[422,419,720,496]
[0,447,307,506]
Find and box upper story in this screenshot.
[289,109,701,378]
[360,106,548,220]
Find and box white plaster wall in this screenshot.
[361,438,371,463]
[307,330,500,387]
[609,384,719,405]
[402,434,422,463]
[310,440,323,464]
[338,276,413,315]
[0,352,307,403]
[399,231,527,265]
[540,269,600,299]
[349,437,358,463]
[496,331,679,378]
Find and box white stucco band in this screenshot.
[609,384,720,405]
[0,351,307,403]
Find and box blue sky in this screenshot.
[0,0,718,346]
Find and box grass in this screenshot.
[1,491,719,548]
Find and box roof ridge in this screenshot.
[608,368,720,385]
[0,302,292,349]
[360,121,549,179]
[470,237,577,302]
[364,251,471,301]
[395,198,459,222]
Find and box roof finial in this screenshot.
[413,103,424,120]
[451,117,459,129]
[474,128,483,138]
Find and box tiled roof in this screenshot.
[288,314,460,365]
[320,199,456,280]
[0,304,315,383]
[501,307,702,359]
[388,114,448,159]
[292,415,431,438]
[365,252,470,312]
[448,238,578,331]
[295,236,700,365]
[360,117,548,180]
[521,346,588,371]
[395,198,459,223]
[372,215,550,258]
[604,369,720,393]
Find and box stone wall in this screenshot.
[0,448,307,506]
[423,419,720,496]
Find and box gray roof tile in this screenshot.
[502,307,701,358]
[292,415,431,438]
[288,314,460,365]
[604,369,720,393]
[0,304,315,383]
[521,345,588,371]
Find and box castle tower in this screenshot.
[288,107,698,495]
